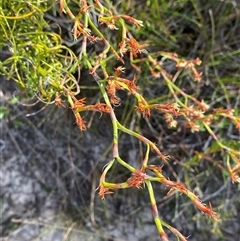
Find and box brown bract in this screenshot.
[127,37,148,57]
[74,113,87,131]
[72,97,86,111]
[55,93,65,108]
[91,103,111,113]
[127,170,147,189]
[136,100,150,118]
[98,185,114,199]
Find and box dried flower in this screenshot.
[55,92,65,108]
[188,120,200,132]
[197,99,210,111]
[235,117,240,130]
[165,114,177,128]
[127,37,148,57]
[72,97,86,111]
[74,113,87,131]
[214,108,234,116]
[192,67,202,82]
[99,16,118,30]
[98,185,114,199]
[121,15,144,29]
[106,80,122,105]
[192,199,220,221]
[88,35,101,43]
[136,100,150,117]
[149,103,180,116]
[116,75,139,94]
[114,66,126,76]
[80,0,90,13]
[90,103,111,113]
[127,170,147,189]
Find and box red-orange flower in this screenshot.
[116,75,139,94]
[74,113,87,131]
[106,79,122,105]
[127,37,148,57]
[192,199,220,221]
[98,185,114,199]
[127,170,147,189]
[80,0,90,13]
[121,15,144,29]
[72,97,86,111]
[114,66,126,76]
[136,101,150,118]
[149,103,180,116]
[55,92,65,108]
[90,103,111,113]
[87,35,101,43]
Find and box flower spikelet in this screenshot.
[117,75,139,94]
[127,37,148,57]
[91,103,111,113]
[106,80,122,105]
[150,103,180,116]
[73,97,86,111]
[119,40,128,56]
[121,15,144,29]
[114,66,126,76]
[99,16,118,30]
[192,198,220,221]
[55,92,65,108]
[136,100,150,117]
[74,113,87,131]
[127,170,147,189]
[98,185,114,199]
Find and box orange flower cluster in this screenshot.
[90,103,111,113]
[98,186,114,199]
[74,112,87,131]
[79,0,90,14]
[149,103,180,116]
[98,13,143,30]
[119,37,148,57]
[106,79,122,105]
[54,92,65,108]
[99,15,118,30]
[214,108,240,130]
[230,167,240,183]
[106,75,139,105]
[126,37,148,57]
[228,154,240,183]
[72,97,86,111]
[160,52,203,81]
[61,95,112,130]
[120,15,144,29]
[135,99,151,117]
[175,57,202,80]
[127,170,147,189]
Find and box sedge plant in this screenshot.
[0,0,240,240]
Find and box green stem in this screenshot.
[96,75,119,157]
[145,180,166,238]
[203,122,240,156]
[116,156,136,172]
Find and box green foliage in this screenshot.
[0,0,78,101]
